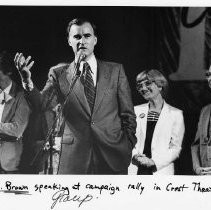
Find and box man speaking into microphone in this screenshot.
[14,18,137,174]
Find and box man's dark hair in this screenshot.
[0,51,15,76]
[66,18,97,37]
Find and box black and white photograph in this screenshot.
[0,1,210,209]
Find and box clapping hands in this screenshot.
[132,153,155,168]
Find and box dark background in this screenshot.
[1,6,211,174]
[0,6,160,101]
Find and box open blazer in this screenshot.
[0,82,31,172]
[130,101,185,175]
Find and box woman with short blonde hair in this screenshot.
[131,69,185,175]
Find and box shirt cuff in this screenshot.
[22,79,34,91]
[151,158,157,172]
[151,164,157,172]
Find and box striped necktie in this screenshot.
[83,62,96,113]
[0,89,5,104]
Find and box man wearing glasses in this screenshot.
[191,67,211,175]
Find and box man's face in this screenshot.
[68,22,97,60]
[0,69,9,82]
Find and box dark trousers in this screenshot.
[87,145,128,175]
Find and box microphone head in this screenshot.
[76,50,86,64]
[78,52,86,64]
[74,51,86,76]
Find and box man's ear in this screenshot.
[67,36,72,47]
[94,36,97,46]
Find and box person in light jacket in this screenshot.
[131,69,185,175]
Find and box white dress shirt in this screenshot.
[0,82,12,122]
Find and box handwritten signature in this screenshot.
[51,190,94,209]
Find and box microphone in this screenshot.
[74,51,86,76]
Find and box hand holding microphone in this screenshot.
[75,50,86,75]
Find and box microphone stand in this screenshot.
[30,62,82,174]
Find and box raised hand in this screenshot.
[14,52,34,82]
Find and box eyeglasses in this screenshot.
[205,71,211,78]
[136,80,154,90]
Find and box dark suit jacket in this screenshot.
[0,82,31,172]
[191,104,211,173]
[28,59,137,174]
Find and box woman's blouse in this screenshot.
[138,110,160,175]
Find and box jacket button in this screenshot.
[91,121,95,125]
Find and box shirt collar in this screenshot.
[85,53,97,75]
[0,82,13,104]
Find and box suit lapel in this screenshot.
[134,104,148,153]
[138,103,149,145]
[202,106,211,138]
[65,62,91,115]
[1,82,16,123]
[64,59,111,116]
[92,60,111,115]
